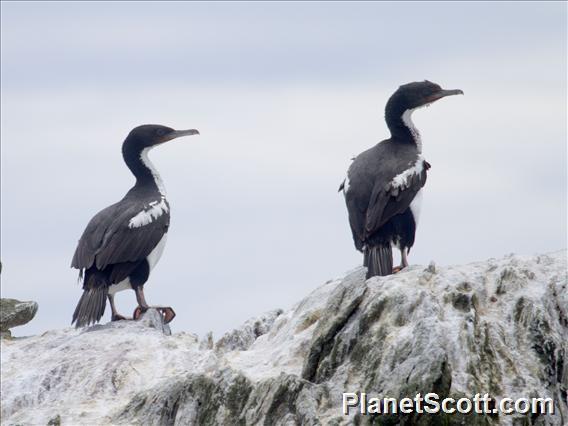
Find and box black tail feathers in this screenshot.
[72,287,108,328]
[364,245,393,278]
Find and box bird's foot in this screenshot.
[133,306,148,321]
[111,314,129,321]
[159,307,176,324]
[392,266,403,273]
[133,306,176,324]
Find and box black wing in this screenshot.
[343,141,428,250]
[71,199,170,272]
[364,160,430,240]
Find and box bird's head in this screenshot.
[387,80,463,112]
[125,124,200,149]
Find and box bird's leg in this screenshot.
[133,286,150,319]
[401,247,409,268]
[134,286,150,310]
[132,286,176,324]
[108,294,128,321]
[392,248,409,273]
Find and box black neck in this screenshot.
[122,141,161,193]
[385,103,417,143]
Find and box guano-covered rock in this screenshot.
[1,252,566,425]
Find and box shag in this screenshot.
[340,81,463,278]
[71,125,199,327]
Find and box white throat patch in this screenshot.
[140,147,167,196]
[401,105,429,153]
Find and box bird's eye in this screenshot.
[156,129,166,136]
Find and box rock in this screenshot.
[200,331,214,350]
[82,307,172,336]
[138,308,172,336]
[301,268,367,382]
[1,251,567,425]
[0,298,38,335]
[46,414,61,425]
[216,308,284,352]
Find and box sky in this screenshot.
[1,2,566,339]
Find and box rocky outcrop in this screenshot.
[1,252,566,425]
[0,298,38,338]
[215,308,284,352]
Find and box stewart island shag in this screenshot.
[71,125,199,327]
[339,81,463,278]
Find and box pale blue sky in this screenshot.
[1,2,566,338]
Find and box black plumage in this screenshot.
[340,81,462,278]
[72,197,170,274]
[71,124,199,327]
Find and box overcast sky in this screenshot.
[1,2,566,338]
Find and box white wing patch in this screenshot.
[343,175,351,195]
[128,198,169,229]
[391,156,425,191]
[341,156,356,196]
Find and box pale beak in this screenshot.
[425,88,464,104]
[170,129,200,139]
[438,88,464,97]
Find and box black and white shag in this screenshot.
[71,124,199,327]
[340,81,463,278]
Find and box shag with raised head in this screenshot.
[71,124,199,327]
[340,81,462,278]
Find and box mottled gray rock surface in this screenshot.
[0,298,38,337]
[1,252,566,425]
[215,308,284,352]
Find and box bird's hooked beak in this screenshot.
[426,88,464,104]
[171,129,200,139]
[162,128,200,143]
[439,88,464,97]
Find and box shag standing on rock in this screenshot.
[71,125,199,327]
[340,81,462,278]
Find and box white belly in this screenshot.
[108,233,168,295]
[410,189,423,224]
[108,278,132,295]
[147,233,168,271]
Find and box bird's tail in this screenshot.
[72,287,108,328]
[364,245,393,278]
